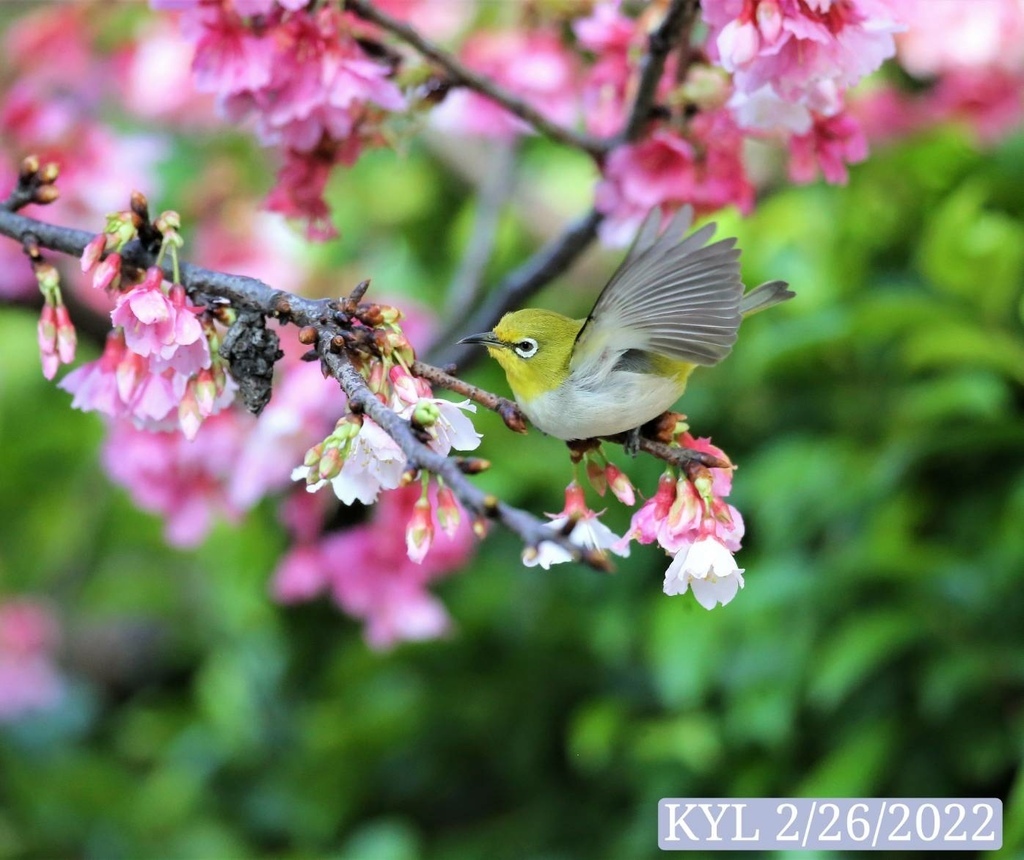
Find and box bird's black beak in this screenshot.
[458,331,503,347]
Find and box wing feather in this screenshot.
[573,206,743,368]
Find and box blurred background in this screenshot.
[1,2,1024,859]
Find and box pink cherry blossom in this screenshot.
[264,149,339,240]
[60,330,132,418]
[663,537,746,608]
[270,484,475,650]
[524,482,629,569]
[704,0,903,137]
[111,268,179,356]
[187,4,275,98]
[789,110,868,184]
[101,412,252,547]
[156,3,405,239]
[595,118,753,246]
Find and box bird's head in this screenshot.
[459,309,582,402]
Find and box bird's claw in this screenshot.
[623,426,642,458]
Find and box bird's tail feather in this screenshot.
[740,280,795,317]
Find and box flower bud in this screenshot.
[37,303,57,353]
[54,304,77,364]
[406,496,434,564]
[379,305,403,324]
[154,210,181,233]
[389,364,420,406]
[39,162,60,184]
[412,400,441,428]
[33,185,60,205]
[303,442,324,468]
[317,444,344,481]
[605,463,635,506]
[194,368,217,415]
[80,234,107,273]
[35,262,60,294]
[178,385,202,440]
[718,19,760,67]
[93,252,122,291]
[756,0,783,44]
[436,486,461,537]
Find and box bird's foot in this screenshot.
[623,426,642,458]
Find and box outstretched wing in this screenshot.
[573,206,743,369]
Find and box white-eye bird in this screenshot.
[459,206,793,442]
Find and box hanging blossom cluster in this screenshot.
[526,424,745,611]
[273,484,474,650]
[152,0,408,239]
[290,302,482,564]
[60,207,235,440]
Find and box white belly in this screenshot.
[519,371,686,440]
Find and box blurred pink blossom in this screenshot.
[897,0,1024,77]
[432,29,579,139]
[704,0,903,114]
[0,600,64,722]
[789,110,868,184]
[595,117,753,245]
[271,484,475,650]
[573,1,638,136]
[102,411,254,547]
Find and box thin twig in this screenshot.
[412,360,527,433]
[345,0,608,158]
[619,0,701,144]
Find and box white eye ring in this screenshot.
[513,337,538,359]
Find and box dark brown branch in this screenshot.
[0,204,613,571]
[345,0,608,158]
[619,0,701,144]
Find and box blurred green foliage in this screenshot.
[2,115,1024,859]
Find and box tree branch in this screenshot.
[0,203,612,571]
[324,345,612,570]
[345,0,608,158]
[619,0,701,144]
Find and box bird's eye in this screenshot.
[514,338,538,359]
